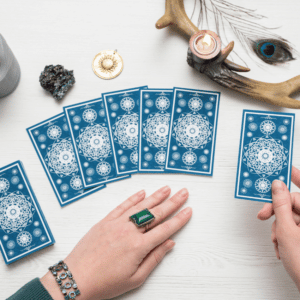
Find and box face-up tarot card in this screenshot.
[64,98,130,188]
[165,87,220,175]
[139,89,173,172]
[27,113,106,207]
[0,161,55,264]
[235,110,295,202]
[103,86,147,175]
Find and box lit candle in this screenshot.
[189,30,221,61]
[194,34,216,55]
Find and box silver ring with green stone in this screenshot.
[130,209,155,228]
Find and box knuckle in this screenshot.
[153,207,164,220]
[153,250,163,264]
[131,239,144,251]
[162,222,171,232]
[170,195,181,206]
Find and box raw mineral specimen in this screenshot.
[39,65,75,100]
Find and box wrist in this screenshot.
[41,271,64,300]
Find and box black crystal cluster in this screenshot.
[39,65,75,100]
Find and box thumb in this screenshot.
[272,180,295,228]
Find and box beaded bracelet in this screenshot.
[49,260,81,300]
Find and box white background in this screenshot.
[1,0,300,299]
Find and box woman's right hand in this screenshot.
[257,166,300,291]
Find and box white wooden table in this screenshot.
[1,0,300,299]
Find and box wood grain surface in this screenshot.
[1,0,300,299]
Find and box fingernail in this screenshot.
[182,207,192,215]
[161,186,170,194]
[179,188,188,198]
[138,190,145,197]
[272,180,283,194]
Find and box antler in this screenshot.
[156,0,300,109]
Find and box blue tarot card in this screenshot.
[139,89,173,173]
[103,86,147,175]
[235,110,295,202]
[27,113,106,207]
[165,87,220,175]
[64,98,130,188]
[0,161,55,264]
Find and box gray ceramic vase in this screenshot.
[0,34,20,98]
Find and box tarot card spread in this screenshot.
[64,98,130,188]
[235,110,295,202]
[103,87,147,175]
[139,89,173,172]
[0,161,55,264]
[165,88,220,175]
[27,113,106,207]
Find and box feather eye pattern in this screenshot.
[193,0,296,65]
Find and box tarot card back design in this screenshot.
[235,110,295,202]
[0,161,55,264]
[64,98,130,188]
[27,113,106,207]
[139,89,173,172]
[103,86,147,175]
[165,88,220,175]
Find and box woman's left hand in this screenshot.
[41,186,192,300]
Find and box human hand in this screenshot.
[257,166,300,291]
[41,186,192,299]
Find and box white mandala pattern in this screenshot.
[121,97,135,111]
[77,124,111,161]
[0,178,10,193]
[113,113,138,149]
[260,120,276,136]
[155,96,170,111]
[255,178,271,194]
[130,151,138,165]
[173,114,212,150]
[155,151,166,165]
[46,139,78,177]
[0,193,34,233]
[243,137,288,177]
[47,125,62,140]
[96,162,111,176]
[17,231,32,247]
[70,176,83,190]
[182,151,197,166]
[188,97,202,112]
[83,109,97,123]
[143,113,170,148]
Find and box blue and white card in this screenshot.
[235,110,295,202]
[27,113,106,207]
[139,89,173,173]
[0,161,55,264]
[165,87,220,175]
[64,98,130,188]
[103,86,147,175]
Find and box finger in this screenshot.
[292,211,300,224]
[272,180,295,229]
[131,239,175,285]
[292,166,300,189]
[291,193,300,214]
[125,186,171,218]
[257,203,274,220]
[136,186,171,210]
[105,190,146,221]
[143,188,189,232]
[274,243,280,260]
[146,207,192,250]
